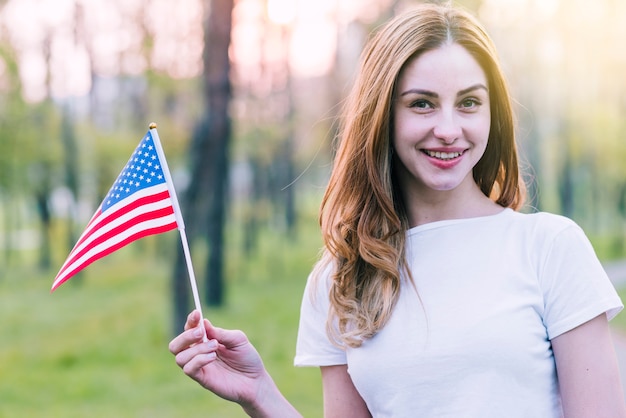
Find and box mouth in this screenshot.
[421,150,465,161]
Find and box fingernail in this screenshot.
[193,327,203,338]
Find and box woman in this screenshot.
[169,4,626,416]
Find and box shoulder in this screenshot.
[509,209,576,227]
[302,252,335,310]
[495,210,595,265]
[507,210,583,238]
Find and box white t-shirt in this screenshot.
[294,209,623,417]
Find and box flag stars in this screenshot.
[100,133,169,211]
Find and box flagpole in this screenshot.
[149,123,208,342]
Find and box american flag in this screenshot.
[51,130,179,292]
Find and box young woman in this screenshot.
[169,4,626,417]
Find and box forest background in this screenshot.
[2,0,626,416]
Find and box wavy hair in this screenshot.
[316,3,526,348]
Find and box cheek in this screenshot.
[469,115,491,145]
[392,115,426,149]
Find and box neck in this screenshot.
[402,181,502,228]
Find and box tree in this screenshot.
[172,0,234,332]
[0,44,27,268]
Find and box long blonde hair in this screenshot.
[317,3,525,348]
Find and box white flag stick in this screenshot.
[149,123,208,342]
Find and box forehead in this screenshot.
[396,43,487,92]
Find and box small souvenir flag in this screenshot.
[51,128,178,292]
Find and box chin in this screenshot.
[427,182,463,192]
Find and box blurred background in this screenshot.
[1,0,626,416]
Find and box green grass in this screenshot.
[0,219,324,418]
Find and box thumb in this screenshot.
[203,319,248,349]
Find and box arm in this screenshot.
[169,310,302,418]
[321,365,371,418]
[552,313,626,418]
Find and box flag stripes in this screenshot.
[51,183,177,292]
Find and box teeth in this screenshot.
[424,150,462,160]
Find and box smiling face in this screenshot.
[392,42,491,203]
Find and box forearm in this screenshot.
[241,371,303,418]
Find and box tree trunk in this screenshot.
[558,143,574,219]
[35,171,52,271]
[61,107,79,249]
[171,0,234,332]
[202,0,233,306]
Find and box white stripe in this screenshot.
[56,184,172,273]
[77,184,170,243]
[56,197,172,274]
[52,213,176,289]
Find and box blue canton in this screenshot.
[102,132,167,212]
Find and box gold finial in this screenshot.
[149,122,157,129]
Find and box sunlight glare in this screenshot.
[479,0,527,26]
[533,0,559,20]
[267,0,296,25]
[19,50,47,103]
[290,19,336,78]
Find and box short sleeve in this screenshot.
[539,221,623,339]
[294,263,347,367]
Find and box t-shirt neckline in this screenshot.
[406,207,513,236]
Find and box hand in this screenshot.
[169,310,267,407]
[169,311,302,417]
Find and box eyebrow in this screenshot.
[399,83,488,98]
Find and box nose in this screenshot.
[433,111,462,144]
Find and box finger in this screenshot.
[182,350,218,379]
[169,325,207,355]
[175,339,219,369]
[203,319,248,349]
[183,310,202,331]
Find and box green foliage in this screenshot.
[588,232,626,263]
[0,218,324,417]
[611,288,626,334]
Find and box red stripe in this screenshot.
[51,221,177,292]
[56,205,175,279]
[71,190,172,251]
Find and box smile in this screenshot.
[422,150,464,160]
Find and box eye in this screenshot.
[409,99,434,112]
[459,97,482,111]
